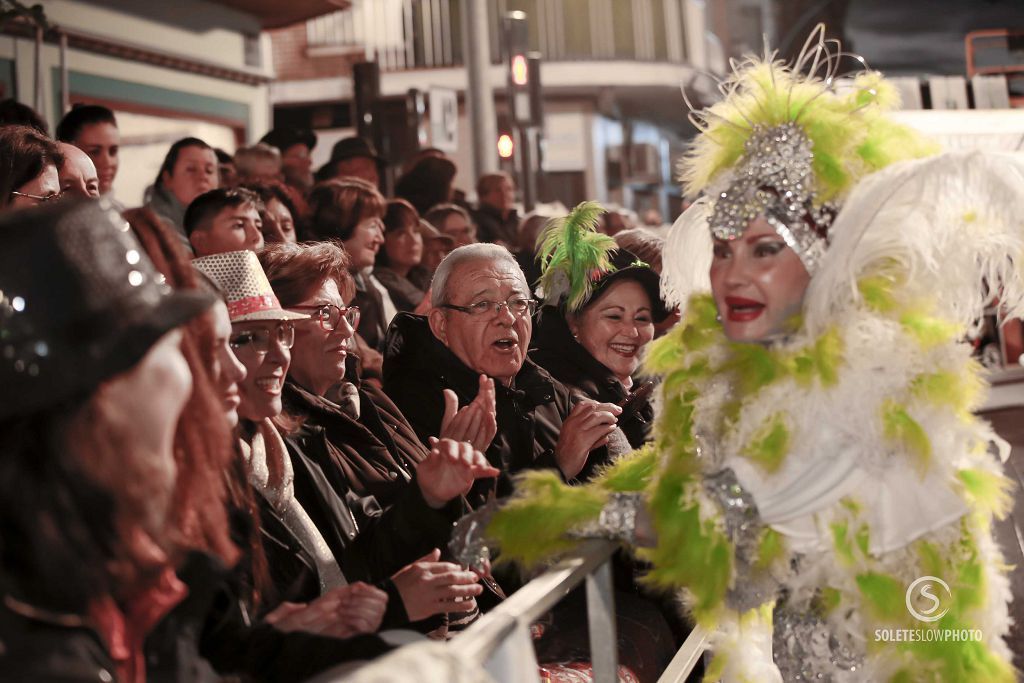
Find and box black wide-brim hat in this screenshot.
[329,136,384,165]
[584,248,671,323]
[260,127,317,153]
[0,199,216,419]
[395,156,457,193]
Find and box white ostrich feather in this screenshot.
[804,151,1024,337]
[660,198,713,309]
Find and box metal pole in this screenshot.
[760,0,777,47]
[585,559,618,683]
[520,125,537,211]
[58,30,69,116]
[33,25,43,115]
[463,0,498,180]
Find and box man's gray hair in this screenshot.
[430,243,528,307]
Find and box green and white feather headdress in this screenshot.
[535,200,619,312]
[661,25,937,309]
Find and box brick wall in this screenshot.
[269,23,363,81]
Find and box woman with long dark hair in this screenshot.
[0,200,215,681]
[145,137,218,245]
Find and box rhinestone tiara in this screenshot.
[709,123,837,274]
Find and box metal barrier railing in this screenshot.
[453,539,709,683]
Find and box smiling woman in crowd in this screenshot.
[530,202,670,459]
[56,104,121,197]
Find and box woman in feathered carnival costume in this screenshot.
[483,26,1024,682]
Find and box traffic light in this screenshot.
[502,11,543,212]
[504,12,541,127]
[497,133,514,158]
[511,54,528,86]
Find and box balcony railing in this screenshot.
[305,0,692,71]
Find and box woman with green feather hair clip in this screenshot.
[479,23,1024,682]
[531,201,671,475]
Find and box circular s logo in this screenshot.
[905,576,951,623]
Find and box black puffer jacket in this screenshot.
[530,305,655,452]
[381,313,574,507]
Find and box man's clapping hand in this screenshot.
[438,374,497,453]
[417,437,500,508]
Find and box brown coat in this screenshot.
[280,374,430,507]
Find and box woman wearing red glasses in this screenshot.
[261,241,498,635]
[260,241,434,506]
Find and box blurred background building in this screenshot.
[0,0,353,205]
[264,0,1024,216]
[268,0,709,220]
[6,0,1022,209]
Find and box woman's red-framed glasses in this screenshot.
[290,304,360,331]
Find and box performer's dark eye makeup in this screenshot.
[753,241,785,257]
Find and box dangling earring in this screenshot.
[715,311,722,323]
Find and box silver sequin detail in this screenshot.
[773,600,863,682]
[449,502,498,574]
[569,492,644,545]
[704,468,779,612]
[693,428,720,468]
[709,123,837,274]
[0,289,45,375]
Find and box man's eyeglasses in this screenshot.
[230,322,296,354]
[10,190,63,204]
[441,297,537,319]
[289,304,360,331]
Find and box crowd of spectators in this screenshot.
[0,100,682,683]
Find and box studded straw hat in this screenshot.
[0,199,217,419]
[191,250,308,323]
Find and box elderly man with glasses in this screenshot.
[383,243,622,508]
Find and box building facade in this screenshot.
[268,0,722,219]
[3,0,345,206]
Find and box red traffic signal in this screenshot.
[511,54,529,86]
[497,133,515,158]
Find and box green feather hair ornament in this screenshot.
[535,201,618,312]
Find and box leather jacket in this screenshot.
[382,313,575,507]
